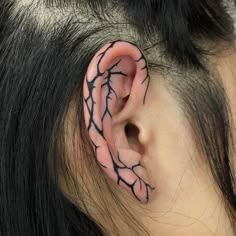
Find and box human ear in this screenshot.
[83,40,155,203]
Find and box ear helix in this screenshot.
[83,40,155,203]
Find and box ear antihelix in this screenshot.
[83,40,155,203]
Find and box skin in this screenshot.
[61,42,236,236]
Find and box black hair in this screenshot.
[0,0,235,235]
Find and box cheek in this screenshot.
[148,112,209,213]
[142,86,227,234]
[145,124,227,234]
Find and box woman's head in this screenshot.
[0,0,235,235]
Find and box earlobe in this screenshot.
[83,40,155,203]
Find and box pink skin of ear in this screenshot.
[83,41,155,203]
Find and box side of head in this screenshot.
[0,0,235,235]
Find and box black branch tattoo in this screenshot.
[84,41,154,202]
[101,59,127,122]
[114,151,155,202]
[136,54,151,105]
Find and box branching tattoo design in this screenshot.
[137,54,151,105]
[101,59,127,122]
[84,41,154,202]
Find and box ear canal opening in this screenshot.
[125,123,142,153]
